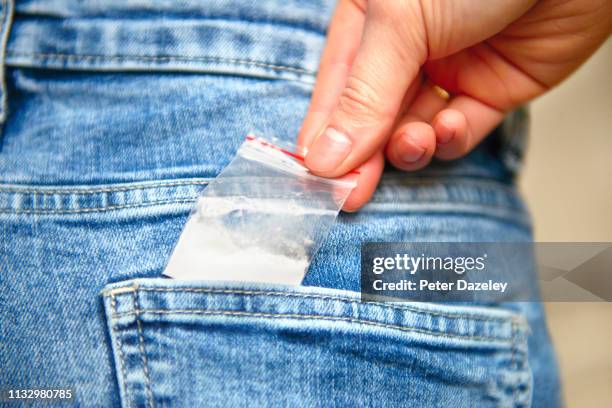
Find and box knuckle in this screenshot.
[338,76,394,123]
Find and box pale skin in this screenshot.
[297,0,612,211]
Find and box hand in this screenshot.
[298,0,612,211]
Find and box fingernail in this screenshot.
[305,128,352,173]
[436,122,455,144]
[396,133,426,163]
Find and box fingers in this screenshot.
[342,149,385,212]
[304,1,426,177]
[386,86,505,165]
[432,96,505,161]
[386,122,436,171]
[386,81,450,171]
[346,96,504,212]
[297,0,366,149]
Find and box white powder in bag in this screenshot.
[163,207,310,284]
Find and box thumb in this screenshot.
[304,1,426,177]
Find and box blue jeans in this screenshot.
[1,1,560,407]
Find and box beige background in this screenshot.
[520,39,612,407]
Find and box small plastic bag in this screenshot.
[163,135,357,284]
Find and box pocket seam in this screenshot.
[133,291,156,408]
[105,286,521,325]
[112,308,517,344]
[0,180,210,195]
[511,320,532,407]
[0,198,195,215]
[7,51,317,76]
[110,294,132,408]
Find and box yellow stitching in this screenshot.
[0,180,210,194]
[112,309,514,343]
[107,286,523,325]
[103,284,140,297]
[511,320,520,405]
[110,295,132,408]
[103,285,139,296]
[7,51,316,75]
[0,198,196,214]
[512,320,518,404]
[1,198,516,215]
[133,291,155,408]
[509,321,531,406]
[0,177,523,215]
[0,177,515,195]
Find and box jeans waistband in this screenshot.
[0,176,530,227]
[7,0,334,83]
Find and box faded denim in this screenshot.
[1,1,560,407]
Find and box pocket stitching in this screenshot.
[0,198,195,214]
[110,294,132,408]
[511,320,532,407]
[8,51,317,76]
[0,180,210,194]
[109,286,522,325]
[133,291,156,408]
[113,308,515,344]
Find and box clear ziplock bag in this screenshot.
[163,135,357,284]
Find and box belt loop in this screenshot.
[0,0,14,124]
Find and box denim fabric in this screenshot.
[102,279,531,407]
[1,1,560,407]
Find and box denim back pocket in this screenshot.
[102,278,531,408]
